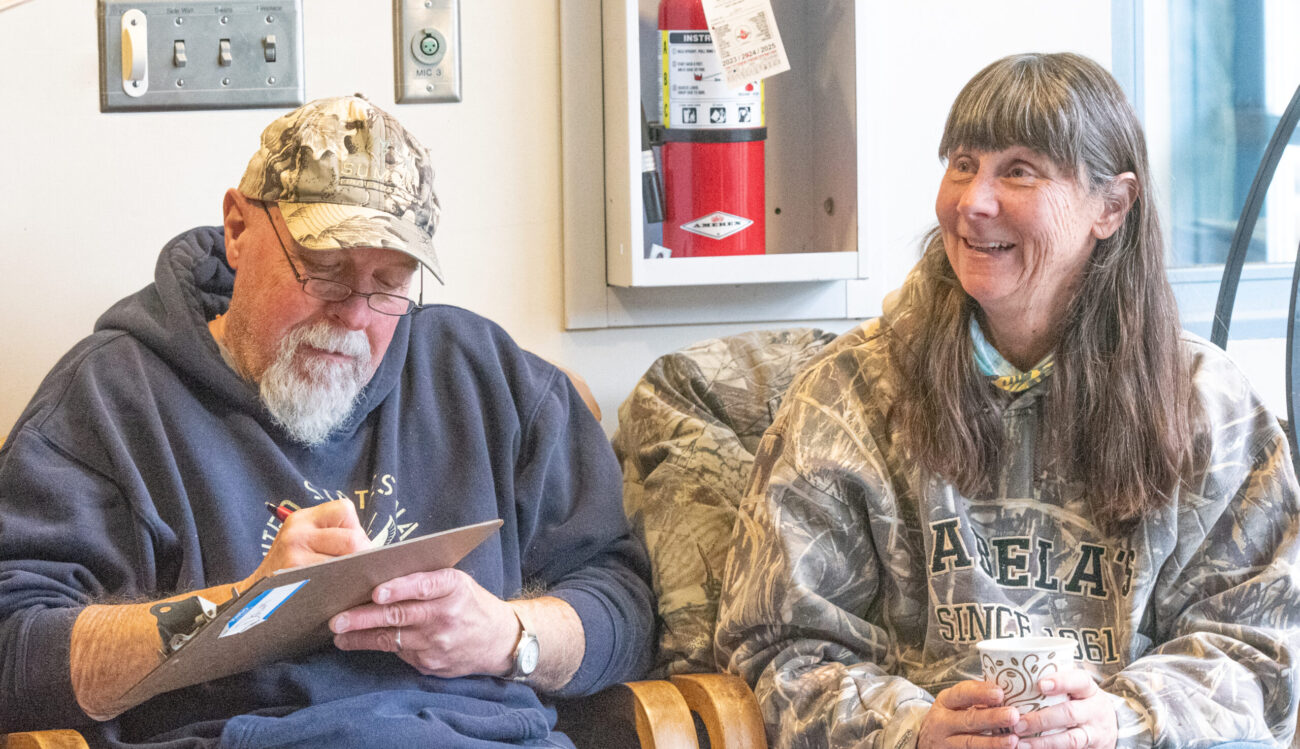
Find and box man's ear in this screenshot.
[1092,172,1138,241]
[223,189,252,268]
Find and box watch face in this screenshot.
[518,635,540,675]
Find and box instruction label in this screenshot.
[661,29,763,130]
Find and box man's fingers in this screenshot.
[372,568,465,605]
[303,527,371,557]
[329,598,445,634]
[275,500,369,555]
[333,624,410,653]
[289,498,364,530]
[328,570,472,634]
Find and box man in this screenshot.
[0,95,653,747]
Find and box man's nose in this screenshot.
[327,292,374,330]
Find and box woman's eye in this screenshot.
[950,157,975,175]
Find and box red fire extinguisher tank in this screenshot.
[659,0,765,257]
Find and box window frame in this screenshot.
[1112,0,1293,342]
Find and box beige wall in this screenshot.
[13,1,1266,440]
[4,0,781,433]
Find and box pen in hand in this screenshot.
[266,501,386,548]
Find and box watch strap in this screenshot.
[506,608,539,680]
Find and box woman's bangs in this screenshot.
[939,64,1079,169]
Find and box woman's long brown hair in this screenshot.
[887,53,1197,531]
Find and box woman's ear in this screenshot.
[1092,172,1139,241]
[223,189,251,268]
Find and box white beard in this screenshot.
[257,321,372,447]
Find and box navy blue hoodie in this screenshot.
[0,228,654,747]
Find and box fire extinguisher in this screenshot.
[658,0,765,257]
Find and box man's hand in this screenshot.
[240,499,371,593]
[71,498,372,719]
[328,568,520,678]
[918,680,1021,749]
[1014,671,1117,749]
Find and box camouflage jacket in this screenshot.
[615,328,837,677]
[716,319,1300,749]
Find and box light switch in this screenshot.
[120,8,147,97]
[393,0,461,103]
[98,1,304,112]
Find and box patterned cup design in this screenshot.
[976,636,1077,736]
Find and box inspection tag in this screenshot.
[700,0,790,88]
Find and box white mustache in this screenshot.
[292,322,370,362]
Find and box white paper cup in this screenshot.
[976,636,1077,735]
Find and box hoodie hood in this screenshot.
[93,227,411,443]
[877,262,929,333]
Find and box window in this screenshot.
[1115,0,1300,339]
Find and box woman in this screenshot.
[715,53,1300,749]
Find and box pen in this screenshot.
[265,501,386,548]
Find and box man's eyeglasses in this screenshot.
[261,203,425,317]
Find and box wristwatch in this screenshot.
[508,627,540,681]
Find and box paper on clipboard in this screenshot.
[108,518,503,715]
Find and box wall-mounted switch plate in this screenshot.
[394,0,461,103]
[98,0,304,112]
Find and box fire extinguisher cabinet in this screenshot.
[560,0,1118,329]
[588,0,861,288]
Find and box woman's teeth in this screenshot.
[967,239,1013,252]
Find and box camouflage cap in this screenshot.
[238,94,443,283]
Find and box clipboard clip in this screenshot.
[151,596,219,655]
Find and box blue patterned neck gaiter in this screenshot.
[969,316,1055,393]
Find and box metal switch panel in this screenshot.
[394,0,462,103]
[98,0,304,112]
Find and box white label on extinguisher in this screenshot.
[699,0,791,89]
[662,29,763,130]
[681,211,755,240]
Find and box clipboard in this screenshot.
[109,518,503,714]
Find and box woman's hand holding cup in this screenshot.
[968,636,1116,749]
[1012,668,1117,749]
[918,680,1022,749]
